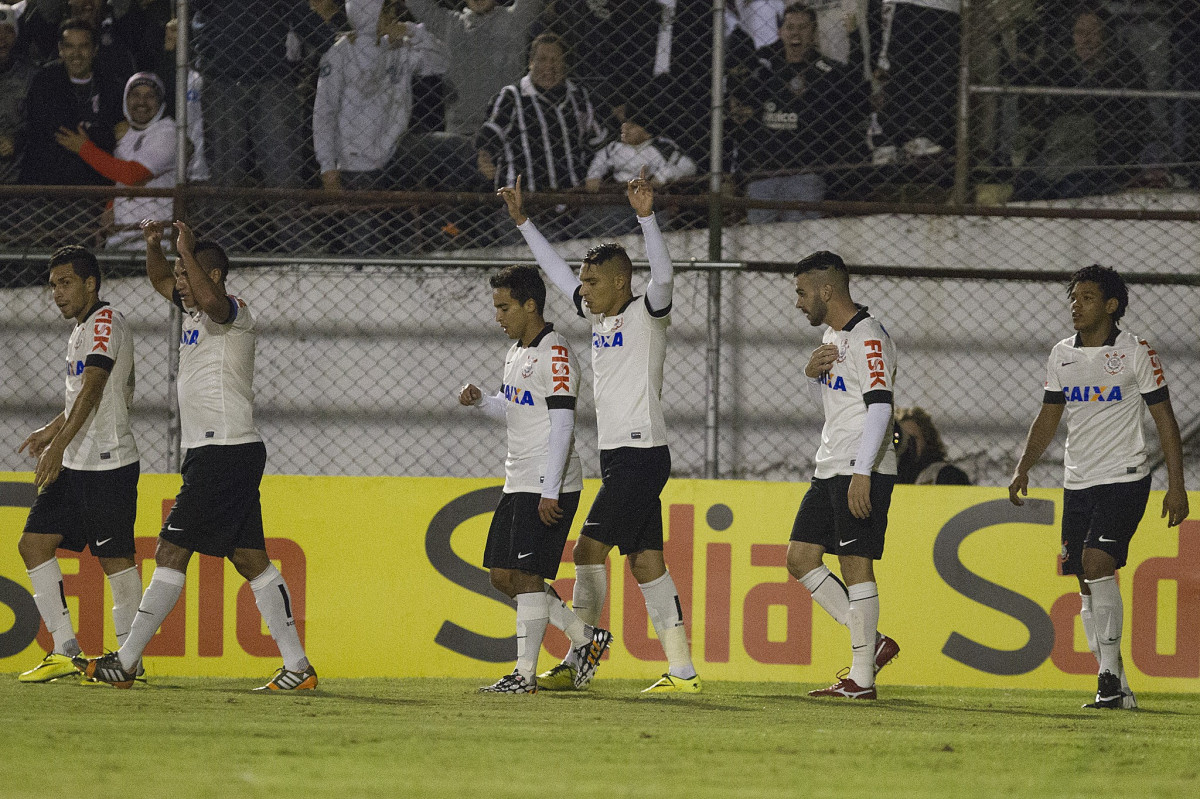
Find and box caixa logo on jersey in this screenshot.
[593,331,624,349]
[502,384,535,406]
[66,360,85,376]
[181,329,199,346]
[1062,385,1123,402]
[819,372,847,391]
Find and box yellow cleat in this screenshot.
[536,662,579,691]
[641,672,703,694]
[18,653,80,683]
[255,664,318,691]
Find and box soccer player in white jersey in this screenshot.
[78,220,316,691]
[789,251,901,700]
[498,168,701,694]
[16,246,143,684]
[1009,264,1188,710]
[457,265,613,694]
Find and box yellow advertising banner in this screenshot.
[1,472,1198,690]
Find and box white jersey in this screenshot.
[62,302,139,470]
[1043,329,1167,490]
[814,307,898,479]
[499,325,584,495]
[107,116,176,251]
[176,294,261,450]
[576,293,670,451]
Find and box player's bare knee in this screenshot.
[489,569,517,597]
[153,537,193,572]
[572,535,609,566]
[627,549,666,584]
[98,556,137,576]
[230,547,271,580]
[786,542,819,580]
[17,533,59,569]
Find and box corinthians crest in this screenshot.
[521,356,537,378]
[1103,352,1125,375]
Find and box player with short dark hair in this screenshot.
[458,264,612,694]
[789,251,901,700]
[77,219,316,691]
[16,244,142,684]
[498,168,701,694]
[1009,264,1187,709]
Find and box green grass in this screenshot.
[1,677,1198,798]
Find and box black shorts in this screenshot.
[161,442,267,558]
[790,473,895,560]
[483,491,581,580]
[580,445,671,556]
[23,462,140,558]
[1060,475,1151,575]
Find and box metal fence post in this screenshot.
[704,0,727,479]
[952,0,973,205]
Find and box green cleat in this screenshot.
[18,653,80,683]
[536,662,579,691]
[641,672,703,694]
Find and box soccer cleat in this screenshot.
[255,664,318,691]
[1083,671,1123,709]
[572,627,613,690]
[875,633,900,674]
[75,652,135,689]
[478,670,537,694]
[809,675,877,700]
[536,662,579,691]
[81,661,145,687]
[18,653,80,683]
[641,672,703,694]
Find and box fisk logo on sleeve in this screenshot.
[864,339,887,388]
[1141,339,1165,386]
[551,344,571,393]
[91,308,113,353]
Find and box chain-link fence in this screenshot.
[3,1,1200,487]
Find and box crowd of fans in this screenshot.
[1,0,1197,251]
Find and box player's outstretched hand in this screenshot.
[804,343,838,379]
[34,441,65,489]
[141,218,166,246]
[497,175,527,226]
[1008,471,1028,506]
[458,383,482,407]
[538,497,563,526]
[1162,485,1189,527]
[627,165,654,217]
[173,220,196,257]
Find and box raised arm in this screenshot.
[630,167,672,312]
[175,221,231,323]
[497,176,581,298]
[142,219,174,300]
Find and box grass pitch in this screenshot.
[1,676,1198,799]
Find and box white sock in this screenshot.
[119,566,186,672]
[566,564,607,667]
[545,584,590,647]
[515,591,551,681]
[799,565,850,627]
[107,566,142,652]
[640,571,696,679]
[249,564,309,673]
[27,559,79,657]
[847,581,880,688]
[1085,575,1123,677]
[1079,593,1099,663]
